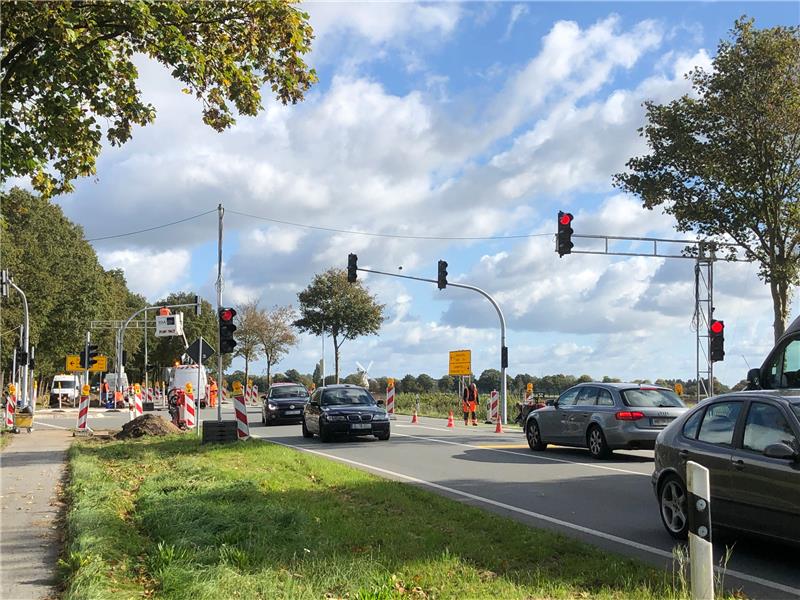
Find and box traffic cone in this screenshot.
[411,409,418,424]
[495,417,504,434]
[447,410,455,428]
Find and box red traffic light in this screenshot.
[710,320,724,334]
[220,308,235,322]
[559,213,573,226]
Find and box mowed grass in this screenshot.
[63,436,705,600]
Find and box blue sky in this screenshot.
[48,1,800,385]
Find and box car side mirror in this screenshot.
[546,399,556,407]
[308,400,318,407]
[746,368,761,389]
[763,442,797,460]
[377,399,385,407]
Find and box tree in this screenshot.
[312,359,323,387]
[1,1,316,197]
[400,374,419,393]
[614,18,800,342]
[234,300,265,395]
[259,305,298,385]
[294,269,385,383]
[438,375,456,392]
[416,373,436,393]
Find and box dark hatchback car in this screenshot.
[302,384,390,442]
[652,391,800,545]
[261,383,310,425]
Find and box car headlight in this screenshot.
[268,403,278,411]
[372,412,388,421]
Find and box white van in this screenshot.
[168,365,208,407]
[50,374,81,407]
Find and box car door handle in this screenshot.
[679,450,689,459]
[731,458,745,471]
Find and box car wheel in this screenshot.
[526,420,547,451]
[319,421,332,443]
[587,425,611,459]
[262,411,266,425]
[376,430,390,441]
[659,474,689,540]
[301,418,313,438]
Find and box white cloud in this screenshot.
[503,4,529,40]
[98,249,191,301]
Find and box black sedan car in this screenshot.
[302,384,390,442]
[261,383,310,425]
[652,390,800,545]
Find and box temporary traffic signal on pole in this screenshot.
[219,307,238,354]
[79,344,98,369]
[437,260,448,290]
[15,346,28,367]
[348,254,358,283]
[557,211,574,257]
[709,320,725,362]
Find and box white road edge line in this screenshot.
[261,437,800,598]
[394,431,649,477]
[32,421,69,430]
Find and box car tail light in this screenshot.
[615,410,645,421]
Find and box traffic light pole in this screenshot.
[216,203,224,422]
[355,267,509,424]
[6,276,30,410]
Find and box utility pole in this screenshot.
[216,203,224,422]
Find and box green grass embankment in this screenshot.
[62,436,715,599]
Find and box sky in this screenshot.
[48,1,800,386]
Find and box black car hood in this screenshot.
[321,405,383,415]
[268,398,308,406]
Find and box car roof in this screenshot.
[270,382,304,387]
[318,384,367,391]
[712,389,800,403]
[571,382,672,392]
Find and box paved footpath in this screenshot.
[1,429,73,600]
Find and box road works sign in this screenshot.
[448,350,472,376]
[66,354,108,372]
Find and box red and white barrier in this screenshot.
[76,393,90,431]
[5,395,15,429]
[233,389,250,439]
[252,384,258,404]
[146,387,154,404]
[386,384,395,416]
[489,390,499,423]
[181,389,196,429]
[134,388,143,418]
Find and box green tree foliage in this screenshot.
[260,305,298,385]
[437,375,456,392]
[234,299,265,391]
[0,187,145,379]
[400,374,419,393]
[1,0,316,196]
[416,373,436,393]
[614,18,800,342]
[294,269,385,383]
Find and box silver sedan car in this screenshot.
[525,383,688,459]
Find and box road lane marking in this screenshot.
[393,432,649,477]
[261,436,800,598]
[31,421,69,430]
[475,443,530,449]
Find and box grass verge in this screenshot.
[0,429,11,451]
[62,435,723,599]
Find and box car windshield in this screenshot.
[54,380,75,389]
[792,403,800,421]
[621,388,684,408]
[321,389,376,406]
[269,386,308,399]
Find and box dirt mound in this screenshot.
[115,414,181,439]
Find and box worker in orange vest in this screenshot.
[209,377,218,408]
[462,382,478,426]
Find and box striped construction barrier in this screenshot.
[489,390,499,423]
[76,393,90,431]
[233,388,250,439]
[182,386,196,429]
[5,395,15,429]
[134,387,143,418]
[252,384,258,404]
[386,383,395,416]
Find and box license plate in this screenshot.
[351,423,371,430]
[651,417,673,427]
[284,410,301,415]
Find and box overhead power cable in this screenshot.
[227,209,554,241]
[86,208,217,242]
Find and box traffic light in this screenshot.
[557,211,574,257]
[710,319,725,362]
[219,307,238,354]
[348,253,358,283]
[80,344,98,369]
[437,260,448,290]
[14,346,28,366]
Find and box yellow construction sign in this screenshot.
[65,354,108,373]
[448,350,472,376]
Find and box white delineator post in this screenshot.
[5,393,15,429]
[182,384,196,429]
[252,385,258,405]
[490,390,499,423]
[386,382,395,418]
[687,461,714,600]
[76,392,90,432]
[233,386,250,439]
[134,386,143,418]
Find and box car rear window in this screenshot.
[620,388,684,408]
[269,386,308,399]
[53,380,76,389]
[322,389,376,406]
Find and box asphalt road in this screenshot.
[33,405,800,599]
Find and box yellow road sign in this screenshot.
[66,354,83,372]
[89,355,108,372]
[232,381,243,395]
[81,384,90,396]
[449,350,472,376]
[526,382,534,394]
[387,377,394,388]
[674,383,684,395]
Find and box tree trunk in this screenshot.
[333,334,340,384]
[770,278,790,343]
[266,359,272,387]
